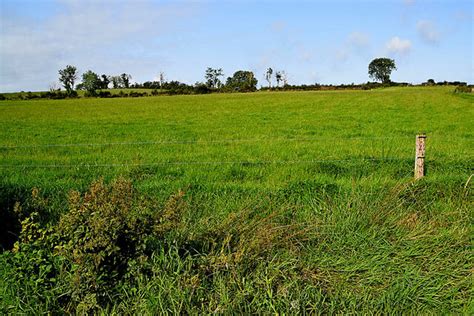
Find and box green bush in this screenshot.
[454,85,472,93]
[129,91,147,97]
[97,91,112,98]
[6,178,186,313]
[84,90,97,97]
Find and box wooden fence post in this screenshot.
[415,134,426,180]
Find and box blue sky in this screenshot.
[0,0,472,92]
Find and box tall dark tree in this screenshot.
[275,71,282,87]
[159,72,165,91]
[82,70,101,96]
[225,70,258,92]
[368,58,397,83]
[205,68,224,89]
[120,73,132,88]
[101,74,110,89]
[265,68,273,88]
[58,65,78,95]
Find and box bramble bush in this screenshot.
[6,178,186,313]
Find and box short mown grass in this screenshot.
[0,87,472,313]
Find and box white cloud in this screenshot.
[348,32,370,48]
[336,48,350,62]
[270,20,287,32]
[416,20,440,44]
[454,11,473,22]
[386,36,412,55]
[403,0,415,5]
[0,0,198,92]
[334,31,370,62]
[298,46,313,62]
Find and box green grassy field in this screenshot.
[0,87,472,313]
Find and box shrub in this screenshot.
[129,91,147,97]
[24,92,39,100]
[8,178,187,313]
[43,91,68,99]
[194,83,211,94]
[84,90,97,97]
[361,82,382,90]
[67,90,78,98]
[97,91,112,98]
[454,85,472,93]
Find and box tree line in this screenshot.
[55,59,396,97]
[0,58,470,100]
[57,58,401,97]
[55,66,260,98]
[59,66,134,97]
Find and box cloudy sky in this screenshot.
[0,0,472,92]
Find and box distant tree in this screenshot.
[426,78,435,86]
[82,70,101,96]
[120,73,132,88]
[162,80,194,95]
[205,68,224,89]
[111,76,122,89]
[159,72,165,90]
[101,74,110,89]
[275,71,282,87]
[225,70,258,92]
[265,68,273,88]
[58,65,78,95]
[368,58,396,83]
[280,70,288,86]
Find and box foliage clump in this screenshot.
[454,85,472,93]
[368,58,397,83]
[7,178,186,313]
[58,65,78,96]
[225,70,258,92]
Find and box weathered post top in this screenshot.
[415,134,426,180]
